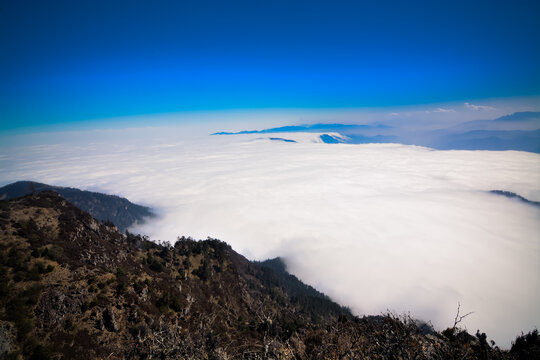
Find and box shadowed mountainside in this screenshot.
[0,192,538,359]
[0,181,154,233]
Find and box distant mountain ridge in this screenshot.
[494,111,540,122]
[212,112,540,153]
[490,190,540,208]
[212,123,389,135]
[433,129,540,153]
[0,181,154,232]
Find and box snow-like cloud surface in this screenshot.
[1,128,539,347]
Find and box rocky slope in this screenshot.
[0,192,538,359]
[0,181,154,233]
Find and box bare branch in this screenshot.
[453,302,474,330]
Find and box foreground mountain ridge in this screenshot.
[0,181,154,233]
[0,192,538,359]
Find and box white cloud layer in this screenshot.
[1,128,539,347]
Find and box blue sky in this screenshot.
[1,0,539,130]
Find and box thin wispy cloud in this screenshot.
[1,127,539,347]
[434,107,456,113]
[464,102,496,111]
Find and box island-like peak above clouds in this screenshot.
[490,190,540,208]
[213,123,398,145]
[212,112,540,153]
[219,131,351,144]
[211,123,390,135]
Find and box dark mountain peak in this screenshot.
[0,180,154,232]
[258,256,288,273]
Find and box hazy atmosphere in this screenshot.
[1,0,539,354]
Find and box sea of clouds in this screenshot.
[1,126,539,347]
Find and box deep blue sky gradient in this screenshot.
[1,0,539,130]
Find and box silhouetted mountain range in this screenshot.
[433,129,540,153]
[490,190,540,208]
[212,123,390,136]
[212,112,540,153]
[494,111,540,122]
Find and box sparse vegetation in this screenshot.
[0,192,533,359]
[0,180,155,232]
[511,329,540,359]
